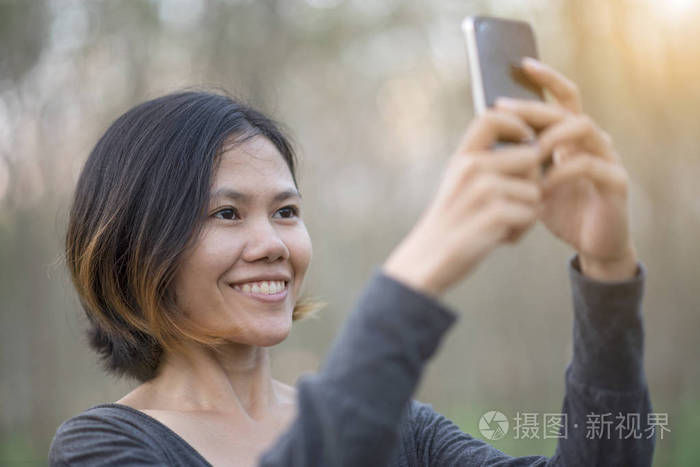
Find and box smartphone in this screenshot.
[462,16,544,115]
[462,16,550,170]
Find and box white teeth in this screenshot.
[233,280,286,295]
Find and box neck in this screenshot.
[139,342,281,420]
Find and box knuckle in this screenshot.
[617,167,630,192]
[576,114,594,130]
[620,168,630,184]
[587,156,599,169]
[620,178,630,195]
[568,81,580,98]
[517,204,536,222]
[459,157,482,179]
[527,183,542,202]
[579,157,594,172]
[480,110,500,126]
[524,148,541,165]
[487,198,510,218]
[556,105,573,119]
[601,130,613,145]
[472,173,498,198]
[610,148,623,163]
[482,110,523,132]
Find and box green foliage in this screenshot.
[0,432,43,466]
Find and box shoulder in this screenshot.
[52,404,159,437]
[400,400,516,465]
[405,399,444,426]
[399,399,445,444]
[402,399,480,446]
[49,404,168,466]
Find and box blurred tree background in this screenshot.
[1,0,698,465]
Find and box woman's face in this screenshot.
[172,136,312,346]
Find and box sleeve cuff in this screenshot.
[370,268,459,358]
[567,254,648,390]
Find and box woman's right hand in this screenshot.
[382,110,547,297]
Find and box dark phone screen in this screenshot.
[475,17,544,108]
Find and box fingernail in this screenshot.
[522,57,541,69]
[495,97,517,108]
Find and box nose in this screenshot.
[241,218,290,263]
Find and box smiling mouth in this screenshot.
[231,280,288,296]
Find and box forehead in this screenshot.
[212,136,294,192]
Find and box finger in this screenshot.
[441,147,540,209]
[541,153,629,196]
[505,215,539,243]
[525,164,540,183]
[521,57,582,113]
[466,143,543,176]
[479,199,539,242]
[465,173,542,210]
[552,143,578,165]
[538,115,616,162]
[458,110,535,153]
[494,98,569,130]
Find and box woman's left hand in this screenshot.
[494,58,638,281]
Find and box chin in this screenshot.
[246,317,293,347]
[220,326,290,347]
[259,332,290,347]
[248,325,291,347]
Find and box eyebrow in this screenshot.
[210,188,302,203]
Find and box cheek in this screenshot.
[176,231,244,294]
[288,226,312,281]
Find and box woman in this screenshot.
[49,59,654,466]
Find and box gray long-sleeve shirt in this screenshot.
[49,255,655,466]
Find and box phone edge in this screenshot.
[461,16,486,116]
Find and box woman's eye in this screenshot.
[213,208,239,220]
[275,205,300,219]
